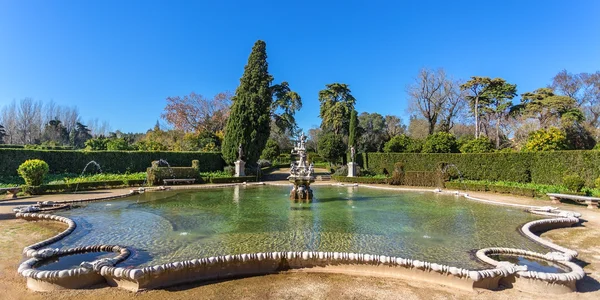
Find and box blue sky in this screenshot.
[0,0,599,133]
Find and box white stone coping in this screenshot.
[18,244,130,280]
[475,247,585,283]
[14,184,586,292]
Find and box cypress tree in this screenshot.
[348,109,358,148]
[222,40,273,164]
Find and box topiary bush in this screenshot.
[17,159,49,186]
[422,132,459,153]
[563,174,585,192]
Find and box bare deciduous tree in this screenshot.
[161,92,232,133]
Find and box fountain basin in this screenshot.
[15,185,585,293]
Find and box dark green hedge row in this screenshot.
[361,151,600,185]
[444,182,537,198]
[147,167,201,185]
[0,144,25,149]
[400,171,439,187]
[25,179,146,194]
[209,176,256,183]
[332,176,389,184]
[0,149,225,175]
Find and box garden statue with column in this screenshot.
[347,146,357,177]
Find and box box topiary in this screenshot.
[17,159,49,186]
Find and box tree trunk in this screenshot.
[475,96,479,138]
[495,113,500,149]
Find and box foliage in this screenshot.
[85,136,108,150]
[460,77,508,138]
[563,174,585,192]
[161,92,231,133]
[17,159,49,186]
[361,151,600,186]
[0,149,224,176]
[261,139,280,161]
[317,133,346,164]
[516,88,579,128]
[332,175,388,184]
[106,138,130,150]
[523,127,568,152]
[459,136,494,153]
[383,134,411,153]
[318,83,356,135]
[70,122,92,149]
[222,40,273,165]
[357,112,388,152]
[422,132,459,153]
[271,81,302,133]
[595,177,600,188]
[481,81,517,148]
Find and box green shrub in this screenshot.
[460,137,494,153]
[383,135,411,153]
[595,177,600,188]
[261,139,280,161]
[563,174,585,192]
[422,132,459,153]
[17,159,49,186]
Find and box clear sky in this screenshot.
[0,0,599,133]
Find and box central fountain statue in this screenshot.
[288,132,315,202]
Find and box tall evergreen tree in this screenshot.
[348,109,358,148]
[222,40,273,164]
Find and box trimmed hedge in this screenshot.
[444,182,537,197]
[0,149,225,176]
[401,171,439,187]
[332,176,389,184]
[25,179,146,194]
[361,151,600,186]
[332,171,438,187]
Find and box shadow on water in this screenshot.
[289,206,313,211]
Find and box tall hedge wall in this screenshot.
[361,151,600,185]
[0,149,225,175]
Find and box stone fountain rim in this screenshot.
[14,183,586,291]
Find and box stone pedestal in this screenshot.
[234,160,245,177]
[347,162,357,177]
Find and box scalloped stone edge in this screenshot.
[15,184,586,293]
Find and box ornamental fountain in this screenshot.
[288,133,315,202]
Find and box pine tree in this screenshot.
[222,40,273,164]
